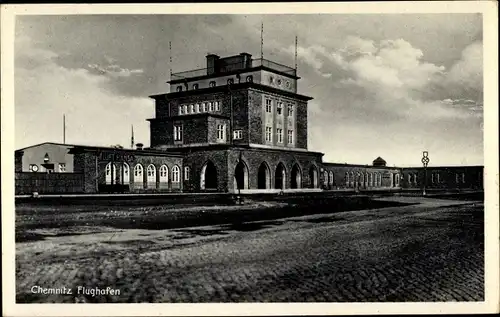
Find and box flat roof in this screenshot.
[16,142,183,157]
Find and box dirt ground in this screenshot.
[15,196,483,303]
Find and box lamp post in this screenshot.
[237,151,242,204]
[421,151,430,196]
[42,153,53,174]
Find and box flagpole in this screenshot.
[131,125,135,149]
[63,114,66,144]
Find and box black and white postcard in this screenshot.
[2,2,498,316]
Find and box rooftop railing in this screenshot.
[171,58,296,81]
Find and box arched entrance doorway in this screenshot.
[309,165,318,188]
[200,161,218,190]
[275,163,286,189]
[234,161,249,190]
[291,164,301,189]
[257,162,271,189]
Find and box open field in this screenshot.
[15,195,484,303]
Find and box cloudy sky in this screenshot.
[15,13,483,166]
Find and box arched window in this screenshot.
[147,164,156,183]
[134,164,144,183]
[159,165,169,183]
[105,162,116,184]
[350,172,355,187]
[172,165,180,183]
[246,75,253,83]
[408,174,412,184]
[123,163,130,184]
[184,166,190,181]
[193,83,199,90]
[329,171,334,185]
[323,171,328,186]
[345,172,350,187]
[209,81,216,88]
[370,173,374,187]
[176,86,183,92]
[227,78,234,85]
[414,173,418,184]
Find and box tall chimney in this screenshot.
[239,53,252,69]
[206,54,219,75]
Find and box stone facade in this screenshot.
[71,146,184,193]
[322,163,402,190]
[401,166,483,190]
[14,52,485,195]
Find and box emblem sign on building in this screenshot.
[98,151,135,162]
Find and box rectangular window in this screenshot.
[277,128,283,143]
[195,104,200,113]
[184,166,190,180]
[287,130,293,144]
[215,101,221,111]
[174,125,183,141]
[276,102,283,115]
[209,102,214,112]
[265,126,272,142]
[202,102,207,112]
[233,130,243,140]
[265,99,272,113]
[217,124,226,141]
[183,105,188,114]
[179,105,183,115]
[58,163,66,173]
[287,104,293,117]
[190,104,194,113]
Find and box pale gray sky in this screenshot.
[15,14,483,166]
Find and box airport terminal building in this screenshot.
[15,52,483,194]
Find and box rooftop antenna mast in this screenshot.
[294,35,298,72]
[260,22,264,60]
[131,125,135,149]
[169,41,173,82]
[63,114,66,144]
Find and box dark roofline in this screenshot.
[16,142,183,157]
[323,162,398,169]
[168,65,300,84]
[16,142,77,152]
[401,165,484,169]
[69,145,183,157]
[323,162,484,169]
[147,113,229,122]
[149,82,313,102]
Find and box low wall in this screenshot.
[15,172,84,195]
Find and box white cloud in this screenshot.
[332,38,446,93]
[15,37,153,149]
[444,41,483,97]
[88,62,144,78]
[339,36,377,57]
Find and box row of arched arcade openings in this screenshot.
[343,171,401,188]
[104,162,402,192]
[104,162,183,190]
[206,161,322,191]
